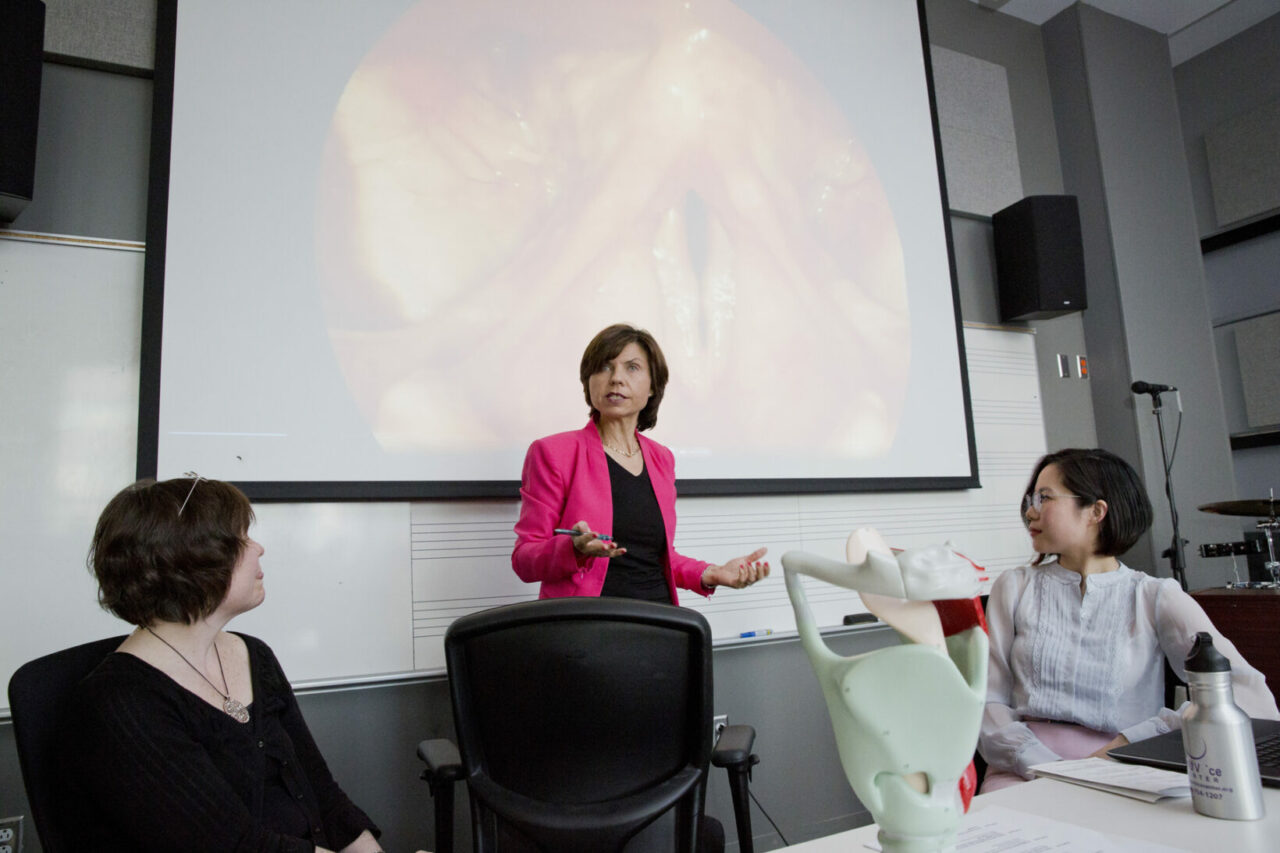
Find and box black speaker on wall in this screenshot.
[0,0,46,223]
[993,194,1087,322]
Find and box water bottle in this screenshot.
[1181,631,1265,820]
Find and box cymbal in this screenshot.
[1199,499,1280,517]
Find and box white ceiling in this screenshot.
[969,0,1280,64]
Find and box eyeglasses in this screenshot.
[1021,489,1084,515]
[178,471,205,516]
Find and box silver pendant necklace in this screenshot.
[145,626,250,724]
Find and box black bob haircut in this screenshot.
[1024,448,1153,564]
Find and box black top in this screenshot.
[600,455,672,603]
[63,633,379,853]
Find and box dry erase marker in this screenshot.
[554,528,613,542]
[739,629,773,638]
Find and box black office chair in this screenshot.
[418,598,758,853]
[7,635,127,853]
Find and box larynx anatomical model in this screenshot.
[782,529,987,853]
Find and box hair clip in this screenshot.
[178,471,205,517]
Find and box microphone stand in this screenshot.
[1147,391,1188,591]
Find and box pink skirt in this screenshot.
[980,721,1115,793]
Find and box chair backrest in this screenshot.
[445,598,713,853]
[7,636,126,853]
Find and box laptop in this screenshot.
[1108,718,1280,788]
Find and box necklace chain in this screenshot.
[145,626,250,724]
[603,439,639,458]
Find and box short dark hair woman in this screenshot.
[64,477,416,853]
[513,323,769,603]
[978,448,1279,792]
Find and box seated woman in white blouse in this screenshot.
[979,448,1279,792]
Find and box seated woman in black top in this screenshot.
[65,476,417,853]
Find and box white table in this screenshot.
[782,778,1280,852]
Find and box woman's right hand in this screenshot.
[567,521,627,559]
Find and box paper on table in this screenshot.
[861,805,1189,852]
[1030,757,1191,802]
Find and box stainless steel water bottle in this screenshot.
[1181,631,1265,820]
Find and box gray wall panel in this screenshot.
[924,0,1065,198]
[932,46,1024,216]
[1174,12,1280,238]
[1204,98,1280,228]
[43,0,156,73]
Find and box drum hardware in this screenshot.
[1197,498,1280,518]
[1198,540,1263,558]
[1198,491,1280,585]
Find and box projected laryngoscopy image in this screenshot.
[316,0,909,469]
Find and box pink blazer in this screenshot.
[512,422,713,604]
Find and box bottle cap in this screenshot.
[1185,631,1231,673]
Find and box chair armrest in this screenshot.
[711,724,756,769]
[417,737,464,784]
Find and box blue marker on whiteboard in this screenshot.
[739,629,773,638]
[554,528,613,542]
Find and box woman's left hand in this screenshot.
[702,548,770,590]
[1088,733,1129,760]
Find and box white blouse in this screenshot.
[980,562,1279,779]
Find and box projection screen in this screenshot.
[139,0,977,498]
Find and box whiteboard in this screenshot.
[0,231,1044,713]
[0,233,148,715]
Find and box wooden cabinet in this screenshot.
[1191,588,1280,707]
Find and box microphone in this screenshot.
[1132,380,1177,395]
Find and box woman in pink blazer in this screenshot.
[512,324,769,604]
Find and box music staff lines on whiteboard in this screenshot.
[964,348,1038,376]
[411,547,511,561]
[972,397,1040,410]
[693,585,854,617]
[976,453,1044,477]
[972,398,1040,410]
[692,590,788,612]
[410,523,514,540]
[412,596,533,637]
[677,508,805,525]
[411,534,511,547]
[971,403,1041,426]
[410,540,510,550]
[841,505,1013,523]
[410,525,515,559]
[677,516,802,538]
[797,504,1018,527]
[678,523,802,544]
[678,512,800,530]
[412,593,522,614]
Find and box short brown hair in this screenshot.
[1024,448,1152,564]
[89,477,255,625]
[579,324,669,432]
